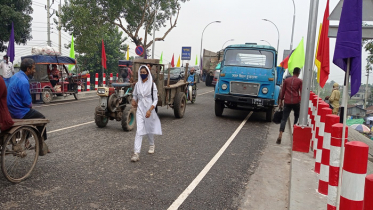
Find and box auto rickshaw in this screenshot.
[21,55,82,103]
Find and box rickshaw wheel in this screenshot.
[174,92,186,118]
[122,107,136,131]
[42,88,53,104]
[73,93,78,100]
[1,126,40,183]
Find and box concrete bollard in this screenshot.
[313,98,324,158]
[363,174,373,210]
[110,73,113,84]
[116,73,119,82]
[86,74,90,91]
[103,73,106,87]
[318,113,339,195]
[340,141,369,210]
[78,85,81,92]
[327,123,348,210]
[311,95,318,151]
[95,73,98,90]
[309,92,315,127]
[314,102,330,172]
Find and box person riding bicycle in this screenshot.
[187,67,197,102]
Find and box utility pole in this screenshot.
[151,7,157,59]
[364,62,372,109]
[46,0,55,47]
[58,0,61,54]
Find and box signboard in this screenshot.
[135,46,144,56]
[181,47,191,60]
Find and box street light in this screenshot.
[262,19,280,53]
[290,0,296,51]
[260,39,272,46]
[221,39,234,49]
[199,21,221,69]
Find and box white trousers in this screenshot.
[134,133,154,153]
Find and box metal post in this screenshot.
[58,0,61,54]
[151,6,157,59]
[365,68,370,109]
[222,39,234,50]
[290,0,296,51]
[199,21,221,70]
[298,0,319,126]
[47,0,51,47]
[262,19,280,54]
[260,40,272,46]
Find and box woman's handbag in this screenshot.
[273,109,283,124]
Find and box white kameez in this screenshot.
[132,66,162,137]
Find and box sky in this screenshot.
[10,0,373,85]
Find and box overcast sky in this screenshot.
[12,0,372,85]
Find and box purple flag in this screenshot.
[332,0,362,96]
[7,22,15,63]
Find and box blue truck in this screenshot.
[214,43,284,122]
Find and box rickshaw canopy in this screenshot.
[21,55,76,65]
[119,60,133,67]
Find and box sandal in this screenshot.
[276,137,282,144]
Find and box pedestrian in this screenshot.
[328,83,340,115]
[0,76,14,131]
[126,64,133,83]
[7,58,50,152]
[130,65,162,162]
[0,55,15,87]
[277,67,303,144]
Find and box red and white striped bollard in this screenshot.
[103,73,106,87]
[95,73,98,90]
[86,74,90,91]
[363,174,373,210]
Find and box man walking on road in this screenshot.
[277,67,302,144]
[328,83,340,115]
[0,55,14,87]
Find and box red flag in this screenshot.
[316,0,330,88]
[279,50,293,69]
[101,39,107,70]
[171,54,175,67]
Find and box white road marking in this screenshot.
[34,97,97,108]
[197,90,214,96]
[48,121,94,134]
[168,112,253,210]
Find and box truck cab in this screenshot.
[214,43,284,121]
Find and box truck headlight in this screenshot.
[262,87,268,94]
[222,84,228,90]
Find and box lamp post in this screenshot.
[199,21,221,69]
[221,39,234,49]
[290,0,296,51]
[260,39,272,46]
[262,19,280,53]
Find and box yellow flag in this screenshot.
[315,24,322,84]
[288,37,305,75]
[176,55,181,67]
[126,46,129,60]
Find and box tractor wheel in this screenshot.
[95,106,108,128]
[122,107,136,131]
[174,92,186,118]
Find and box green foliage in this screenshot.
[0,0,33,52]
[76,28,127,76]
[59,0,188,53]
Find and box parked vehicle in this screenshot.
[202,49,223,86]
[214,43,284,122]
[163,67,185,85]
[21,55,81,104]
[212,62,221,88]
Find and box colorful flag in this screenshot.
[315,24,322,84]
[195,55,198,65]
[316,0,330,88]
[176,55,181,67]
[171,54,175,67]
[288,38,305,75]
[68,35,75,71]
[101,39,107,70]
[7,22,15,63]
[126,45,129,60]
[333,0,362,96]
[279,50,293,69]
[160,52,163,64]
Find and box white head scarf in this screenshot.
[137,65,153,98]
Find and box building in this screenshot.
[347,105,367,119]
[349,85,371,105]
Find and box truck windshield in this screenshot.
[224,49,274,69]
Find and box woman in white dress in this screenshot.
[131,65,162,162]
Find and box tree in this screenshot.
[0,0,33,52]
[77,28,127,77]
[59,0,188,54]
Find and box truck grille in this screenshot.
[230,82,259,96]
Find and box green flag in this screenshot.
[195,55,198,65]
[68,35,75,71]
[160,52,163,64]
[288,37,305,75]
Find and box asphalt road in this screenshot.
[0,85,272,210]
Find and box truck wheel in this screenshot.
[42,88,53,104]
[122,107,136,131]
[95,106,108,128]
[174,92,186,118]
[266,107,275,122]
[215,100,224,116]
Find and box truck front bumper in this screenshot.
[215,94,275,107]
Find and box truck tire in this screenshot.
[122,107,136,131]
[215,100,224,116]
[95,106,108,128]
[266,107,274,122]
[174,92,186,118]
[42,88,53,104]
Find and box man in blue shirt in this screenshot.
[7,58,48,142]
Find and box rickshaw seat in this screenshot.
[111,83,131,87]
[12,119,50,126]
